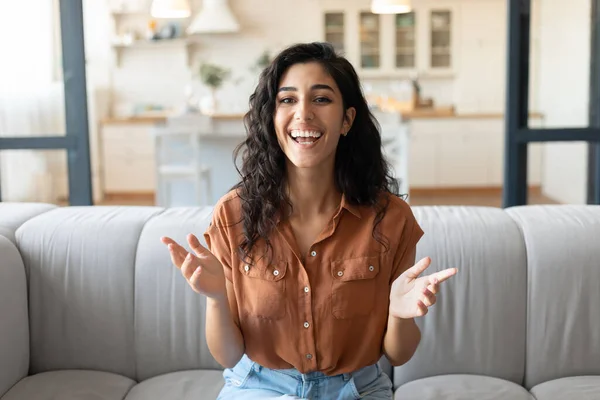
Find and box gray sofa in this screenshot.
[1,202,599,399]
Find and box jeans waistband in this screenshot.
[239,354,380,382]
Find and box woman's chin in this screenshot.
[286,155,334,171]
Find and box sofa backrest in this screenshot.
[0,202,55,242]
[14,205,222,382]
[10,203,600,389]
[506,205,600,389]
[133,207,224,381]
[393,206,528,388]
[0,235,29,398]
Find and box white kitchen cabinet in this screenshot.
[100,123,156,194]
[321,0,459,77]
[408,130,439,187]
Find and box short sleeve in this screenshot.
[203,205,241,328]
[203,210,234,282]
[390,207,424,284]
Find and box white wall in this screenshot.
[454,0,506,114]
[105,0,325,115]
[533,0,591,204]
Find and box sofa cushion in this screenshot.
[16,206,162,378]
[530,376,600,400]
[0,202,55,242]
[0,236,29,398]
[0,370,136,400]
[123,370,224,400]
[506,205,600,389]
[394,206,528,388]
[133,207,223,381]
[394,374,534,399]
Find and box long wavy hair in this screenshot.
[233,42,401,262]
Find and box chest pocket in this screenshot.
[331,256,380,319]
[238,259,287,320]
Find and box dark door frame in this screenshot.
[504,0,600,207]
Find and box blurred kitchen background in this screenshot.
[0,0,594,207]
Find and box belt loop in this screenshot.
[343,372,352,382]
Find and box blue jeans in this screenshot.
[217,354,393,399]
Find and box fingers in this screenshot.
[161,236,193,269]
[421,287,436,307]
[427,282,439,294]
[416,300,428,316]
[430,268,458,284]
[181,252,199,280]
[403,257,431,280]
[188,265,202,290]
[187,234,209,258]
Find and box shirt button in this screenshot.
[303,322,310,328]
[304,286,309,293]
[244,265,250,272]
[273,269,279,276]
[306,354,313,360]
[337,271,344,277]
[310,251,317,257]
[369,265,375,271]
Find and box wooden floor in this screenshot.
[95,187,559,208]
[408,187,559,207]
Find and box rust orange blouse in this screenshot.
[204,190,424,375]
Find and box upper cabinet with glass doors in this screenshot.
[323,5,457,77]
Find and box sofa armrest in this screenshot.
[0,235,29,397]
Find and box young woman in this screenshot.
[161,42,457,399]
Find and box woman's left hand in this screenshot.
[389,257,457,319]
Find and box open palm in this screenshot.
[389,257,457,319]
[161,233,227,300]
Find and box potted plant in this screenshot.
[197,62,230,114]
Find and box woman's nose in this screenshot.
[294,100,314,121]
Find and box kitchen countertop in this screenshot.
[100,110,544,125]
[101,112,246,125]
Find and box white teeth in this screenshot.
[290,130,322,138]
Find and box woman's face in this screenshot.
[273,62,355,171]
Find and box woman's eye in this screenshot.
[279,98,295,104]
[315,97,332,103]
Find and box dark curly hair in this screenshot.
[232,42,402,262]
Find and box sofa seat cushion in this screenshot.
[0,370,136,400]
[530,376,600,399]
[123,370,224,400]
[394,374,534,400]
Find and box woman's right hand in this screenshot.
[160,234,227,300]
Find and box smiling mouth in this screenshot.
[289,130,323,145]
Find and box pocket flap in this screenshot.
[239,259,287,282]
[331,256,379,282]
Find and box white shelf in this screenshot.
[111,37,198,67]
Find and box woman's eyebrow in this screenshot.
[278,84,335,93]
